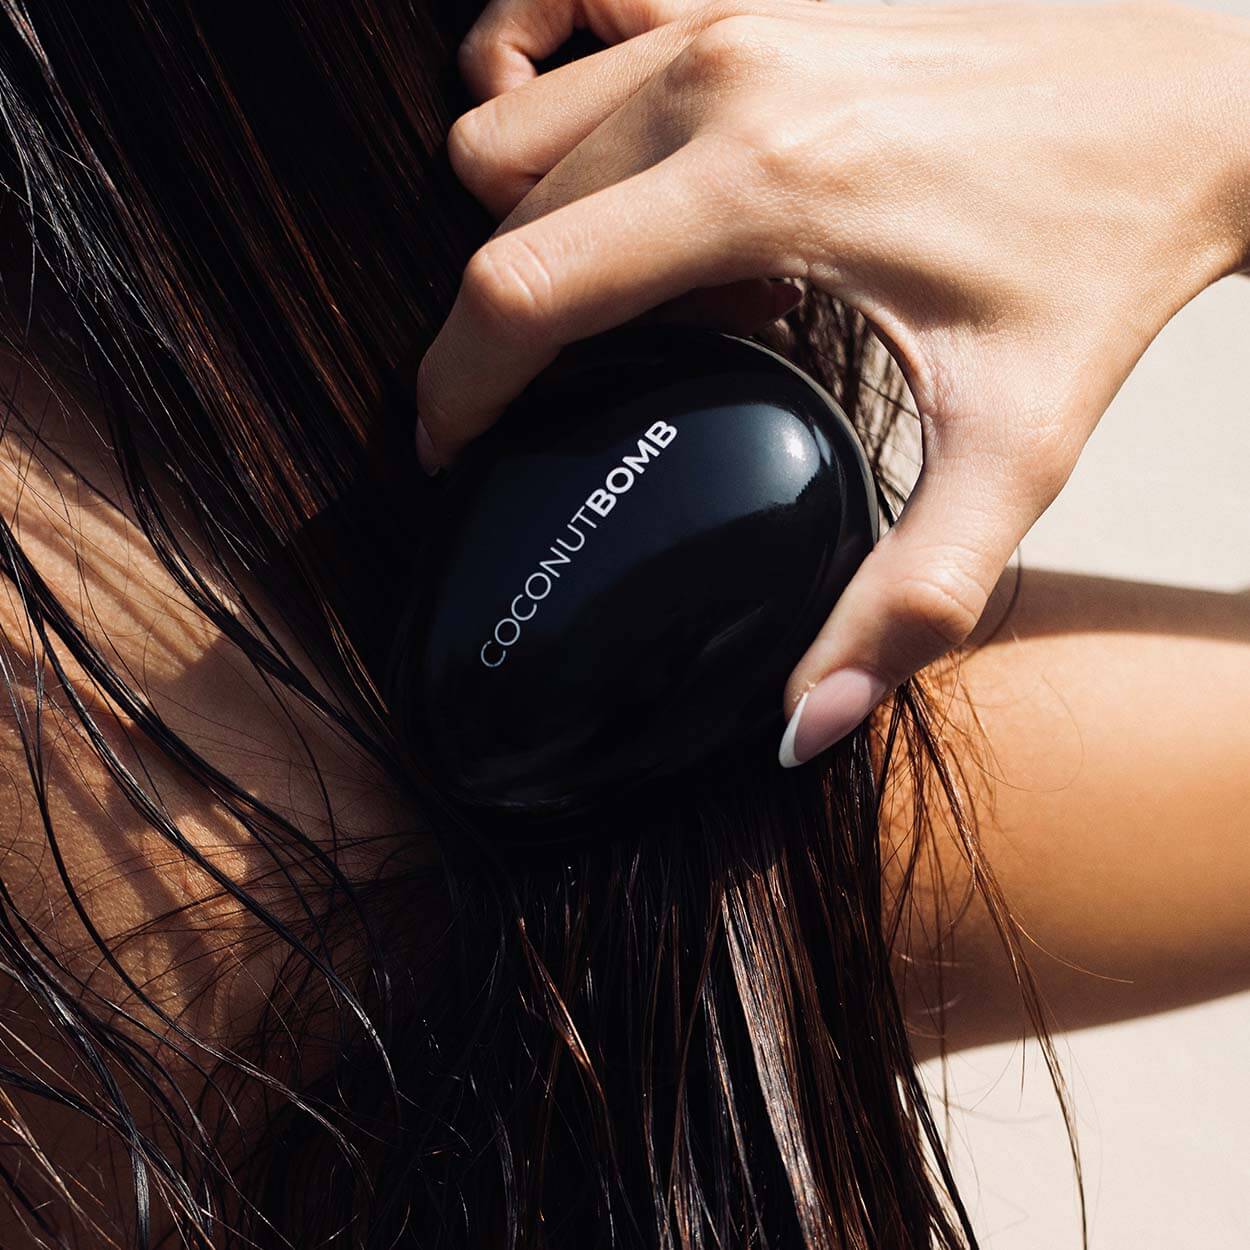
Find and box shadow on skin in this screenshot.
[902,561,1250,1061]
[974,564,1250,647]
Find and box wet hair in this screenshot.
[0,2,1078,1247]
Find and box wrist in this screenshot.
[1207,10,1250,276]
[1115,2,1250,304]
[1233,67,1250,275]
[1140,2,1250,288]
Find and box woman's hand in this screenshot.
[417,0,1250,765]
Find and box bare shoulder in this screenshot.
[0,358,420,1046]
[0,355,435,1244]
[889,565,1250,1058]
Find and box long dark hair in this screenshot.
[0,3,1077,1247]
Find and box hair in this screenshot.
[0,3,1080,1248]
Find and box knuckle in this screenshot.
[689,0,749,23]
[671,1,750,41]
[460,236,556,341]
[446,110,483,182]
[1018,425,1078,509]
[447,107,520,210]
[456,27,489,77]
[724,112,809,188]
[669,14,773,90]
[988,398,1081,513]
[891,566,988,653]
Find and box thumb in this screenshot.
[778,452,1050,768]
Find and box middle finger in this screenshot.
[448,4,763,217]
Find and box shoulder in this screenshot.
[888,565,1250,1058]
[0,355,424,1048]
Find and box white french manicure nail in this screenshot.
[777,689,810,769]
[779,668,888,768]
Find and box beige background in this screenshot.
[887,0,1250,1233]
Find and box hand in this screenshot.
[418,0,1250,765]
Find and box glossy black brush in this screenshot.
[387,326,879,820]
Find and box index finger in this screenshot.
[459,0,698,99]
[415,142,761,470]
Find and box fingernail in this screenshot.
[415,418,441,476]
[778,668,888,768]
